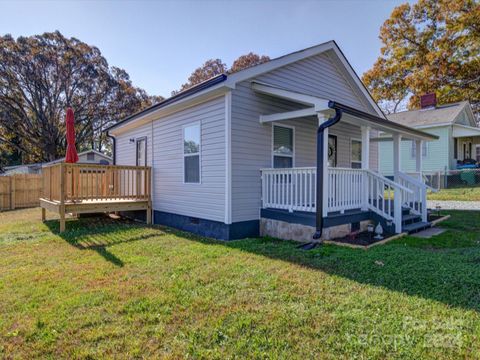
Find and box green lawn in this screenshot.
[1,208,480,359]
[427,187,480,201]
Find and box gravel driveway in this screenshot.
[427,200,480,210]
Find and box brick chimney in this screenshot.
[420,93,437,109]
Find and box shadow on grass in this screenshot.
[44,211,480,311]
[45,215,166,267]
[187,211,480,312]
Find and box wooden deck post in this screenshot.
[41,207,46,222]
[59,163,66,233]
[146,167,152,224]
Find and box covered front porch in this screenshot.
[253,82,437,237]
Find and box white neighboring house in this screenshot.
[106,41,437,241]
[2,150,112,176]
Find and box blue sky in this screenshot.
[0,0,406,98]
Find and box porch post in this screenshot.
[318,114,329,217]
[393,134,402,233]
[415,139,423,179]
[361,126,370,211]
[416,139,427,221]
[393,134,402,182]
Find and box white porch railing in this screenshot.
[261,167,418,233]
[261,167,317,212]
[327,168,364,212]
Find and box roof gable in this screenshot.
[226,40,384,118]
[107,40,385,134]
[247,51,375,115]
[387,101,476,128]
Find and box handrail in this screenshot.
[364,169,413,194]
[398,171,427,189]
[397,171,427,221]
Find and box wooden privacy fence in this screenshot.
[0,174,43,211]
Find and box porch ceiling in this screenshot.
[252,81,438,142]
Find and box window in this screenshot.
[411,141,428,158]
[454,138,458,159]
[136,137,147,166]
[328,135,337,167]
[87,152,95,161]
[351,139,362,169]
[183,123,201,183]
[273,125,294,168]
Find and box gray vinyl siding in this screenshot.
[115,96,226,223]
[115,123,153,167]
[151,96,225,222]
[231,52,378,223]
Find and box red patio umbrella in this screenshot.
[65,107,79,163]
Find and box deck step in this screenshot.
[402,221,431,234]
[401,213,422,225]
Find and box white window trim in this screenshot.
[410,140,428,159]
[271,123,295,168]
[351,138,362,168]
[182,121,201,184]
[135,136,147,166]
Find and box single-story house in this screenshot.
[379,99,479,175]
[106,40,437,241]
[2,150,112,176]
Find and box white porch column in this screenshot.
[415,139,423,178]
[318,114,329,217]
[392,133,402,233]
[393,134,402,182]
[361,126,370,169]
[361,126,370,211]
[416,139,428,221]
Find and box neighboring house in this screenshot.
[3,163,43,175]
[379,99,479,175]
[2,150,112,176]
[45,150,112,166]
[106,40,437,241]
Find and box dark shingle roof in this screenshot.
[386,101,469,127]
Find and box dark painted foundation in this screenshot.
[153,210,259,240]
[120,209,259,240]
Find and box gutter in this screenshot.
[329,101,438,141]
[312,103,343,242]
[105,74,228,133]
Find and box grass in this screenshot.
[1,208,480,359]
[427,187,480,201]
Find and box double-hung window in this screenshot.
[351,139,362,169]
[183,123,201,183]
[273,125,294,168]
[410,141,428,159]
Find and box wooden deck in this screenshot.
[40,163,152,232]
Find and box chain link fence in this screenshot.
[422,169,480,189]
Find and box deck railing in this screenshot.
[261,167,417,233]
[42,163,151,203]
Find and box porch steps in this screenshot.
[402,221,431,234]
[401,210,431,234]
